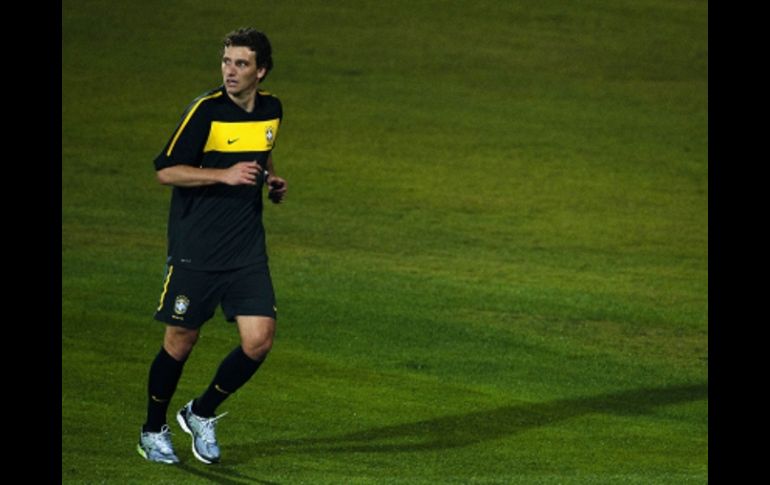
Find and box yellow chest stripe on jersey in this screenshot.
[204,120,280,153]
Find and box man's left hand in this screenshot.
[266,175,287,203]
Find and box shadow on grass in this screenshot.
[246,382,706,456]
[175,462,281,485]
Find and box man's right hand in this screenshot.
[222,161,263,186]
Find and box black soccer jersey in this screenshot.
[154,86,282,271]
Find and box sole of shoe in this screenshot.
[136,443,177,465]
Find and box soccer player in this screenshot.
[136,28,287,465]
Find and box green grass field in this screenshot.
[62,0,707,483]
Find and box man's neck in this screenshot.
[227,88,257,112]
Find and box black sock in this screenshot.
[143,346,186,433]
[193,346,265,417]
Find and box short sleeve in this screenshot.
[154,101,211,170]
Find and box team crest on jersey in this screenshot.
[174,295,190,315]
[265,126,274,145]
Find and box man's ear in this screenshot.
[257,67,267,82]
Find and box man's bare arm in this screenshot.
[157,162,262,187]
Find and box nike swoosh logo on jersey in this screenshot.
[227,138,239,144]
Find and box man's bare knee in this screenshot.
[163,326,200,361]
[242,335,273,360]
[237,317,275,360]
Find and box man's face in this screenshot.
[221,46,266,96]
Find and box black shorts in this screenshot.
[154,263,277,329]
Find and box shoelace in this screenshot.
[195,411,228,443]
[155,424,175,453]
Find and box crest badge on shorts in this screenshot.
[174,295,190,315]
